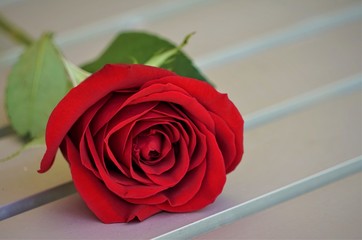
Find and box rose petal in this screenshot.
[146,137,189,187]
[138,147,175,176]
[168,104,207,170]
[209,112,237,172]
[124,192,168,205]
[105,122,134,178]
[152,103,193,150]
[160,122,180,143]
[159,128,226,212]
[79,133,99,177]
[163,161,206,207]
[90,92,133,134]
[105,102,158,141]
[69,95,110,143]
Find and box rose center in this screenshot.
[134,131,162,161]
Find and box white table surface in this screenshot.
[0,0,361,239]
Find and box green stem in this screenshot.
[0,13,33,47]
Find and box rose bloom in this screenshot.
[39,64,244,223]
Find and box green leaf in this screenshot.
[6,33,72,139]
[82,31,208,82]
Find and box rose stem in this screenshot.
[0,13,33,47]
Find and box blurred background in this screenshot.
[0,0,361,239]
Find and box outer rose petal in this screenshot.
[39,64,175,173]
[62,136,161,223]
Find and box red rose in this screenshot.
[39,64,244,223]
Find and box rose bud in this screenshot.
[39,64,244,223]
